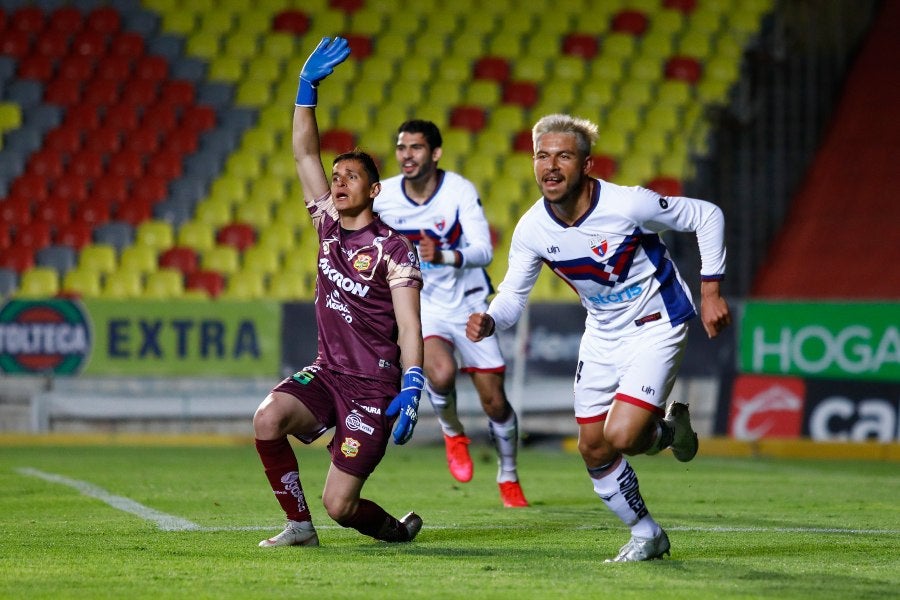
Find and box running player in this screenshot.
[374,120,528,508]
[253,37,425,547]
[467,114,732,561]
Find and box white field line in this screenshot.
[17,468,900,537]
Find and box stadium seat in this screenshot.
[589,154,618,180]
[222,270,265,300]
[143,268,185,299]
[60,268,101,298]
[242,245,280,278]
[55,220,93,250]
[16,267,60,298]
[135,220,175,252]
[0,269,18,298]
[202,245,240,275]
[159,246,200,276]
[267,273,311,301]
[16,220,53,252]
[36,245,78,277]
[186,270,225,298]
[101,270,143,299]
[217,222,257,251]
[258,221,298,253]
[176,221,216,253]
[78,243,117,275]
[119,245,158,276]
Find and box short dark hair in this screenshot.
[397,119,443,150]
[333,150,380,184]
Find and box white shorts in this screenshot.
[573,322,688,423]
[421,302,506,373]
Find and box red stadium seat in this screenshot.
[181,104,216,132]
[344,34,372,59]
[82,79,121,106]
[103,102,140,131]
[67,149,104,179]
[76,197,111,225]
[48,6,84,34]
[35,196,73,224]
[186,270,225,298]
[64,104,100,131]
[142,104,177,133]
[134,55,169,81]
[107,149,144,179]
[0,226,10,251]
[27,148,66,179]
[663,0,697,13]
[34,30,71,59]
[95,54,132,81]
[124,126,160,155]
[119,78,159,108]
[133,175,168,205]
[115,197,153,226]
[0,30,32,59]
[647,176,684,197]
[502,81,539,108]
[159,246,199,275]
[272,10,310,35]
[166,127,199,154]
[93,174,129,207]
[10,172,49,203]
[216,222,256,251]
[18,55,55,82]
[588,154,617,180]
[15,220,52,252]
[45,78,83,106]
[159,79,196,108]
[473,56,510,82]
[146,149,184,180]
[45,124,83,154]
[54,173,90,203]
[0,196,33,229]
[665,56,703,83]
[84,125,122,154]
[611,9,649,36]
[56,54,96,82]
[10,6,45,34]
[70,30,108,58]
[320,129,356,153]
[0,246,36,273]
[562,33,599,59]
[55,219,93,250]
[512,130,532,153]
[330,0,364,12]
[449,106,487,132]
[109,32,145,59]
[86,7,121,35]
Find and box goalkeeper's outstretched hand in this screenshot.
[385,367,425,445]
[296,36,350,107]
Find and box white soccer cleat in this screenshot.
[665,401,699,462]
[258,520,319,548]
[605,529,670,562]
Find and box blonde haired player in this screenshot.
[468,114,731,561]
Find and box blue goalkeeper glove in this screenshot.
[295,36,350,107]
[385,366,424,445]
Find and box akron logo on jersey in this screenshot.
[0,299,92,375]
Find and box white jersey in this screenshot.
[375,169,494,312]
[488,178,726,338]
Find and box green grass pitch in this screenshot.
[1,440,897,599]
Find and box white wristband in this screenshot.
[440,250,457,266]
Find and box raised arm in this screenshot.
[292,36,350,204]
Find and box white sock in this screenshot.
[489,411,519,482]
[590,457,660,539]
[425,382,465,437]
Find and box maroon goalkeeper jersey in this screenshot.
[306,191,422,383]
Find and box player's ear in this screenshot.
[582,153,593,176]
[370,181,381,199]
[432,147,443,163]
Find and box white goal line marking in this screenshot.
[17,468,900,537]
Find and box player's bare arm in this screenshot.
[392,285,424,370]
[699,280,731,338]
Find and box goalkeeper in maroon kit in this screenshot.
[253,37,425,547]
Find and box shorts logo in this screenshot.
[340,437,361,458]
[292,370,315,384]
[353,254,372,272]
[634,312,662,326]
[345,412,374,435]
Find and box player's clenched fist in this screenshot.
[466,312,495,342]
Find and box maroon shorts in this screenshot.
[272,366,399,479]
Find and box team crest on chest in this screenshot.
[353,254,373,271]
[590,237,608,258]
[433,218,446,232]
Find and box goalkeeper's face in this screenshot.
[395,132,441,181]
[331,159,380,214]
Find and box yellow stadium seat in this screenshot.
[629,55,664,82]
[265,152,297,180]
[135,220,175,252]
[143,268,185,299]
[242,245,281,277]
[236,200,273,229]
[275,201,309,229]
[222,270,265,300]
[198,10,234,36]
[209,173,250,207]
[386,80,426,109]
[101,270,143,299]
[258,221,299,253]
[202,245,241,275]
[578,80,616,108]
[678,30,714,59]
[62,268,101,298]
[118,245,158,275]
[249,174,288,206]
[177,221,216,253]
[617,80,655,110]
[511,55,547,82]
[486,31,523,60]
[594,128,629,159]
[267,274,312,301]
[643,103,682,135]
[261,32,296,60]
[649,8,685,36]
[464,80,502,108]
[224,149,263,180]
[78,244,117,275]
[195,199,235,230]
[600,32,637,61]
[17,267,59,298]
[185,30,221,61]
[349,7,388,36]
[223,31,260,62]
[631,128,670,159]
[235,80,272,108]
[654,80,693,109]
[614,153,657,187]
[604,104,642,136]
[423,81,464,112]
[553,55,587,81]
[589,55,626,83]
[244,55,281,84]
[207,55,245,83]
[161,12,197,36]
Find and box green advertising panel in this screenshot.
[740,302,900,382]
[81,299,281,377]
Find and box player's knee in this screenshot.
[324,496,355,524]
[480,393,511,420]
[602,423,645,455]
[252,399,282,438]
